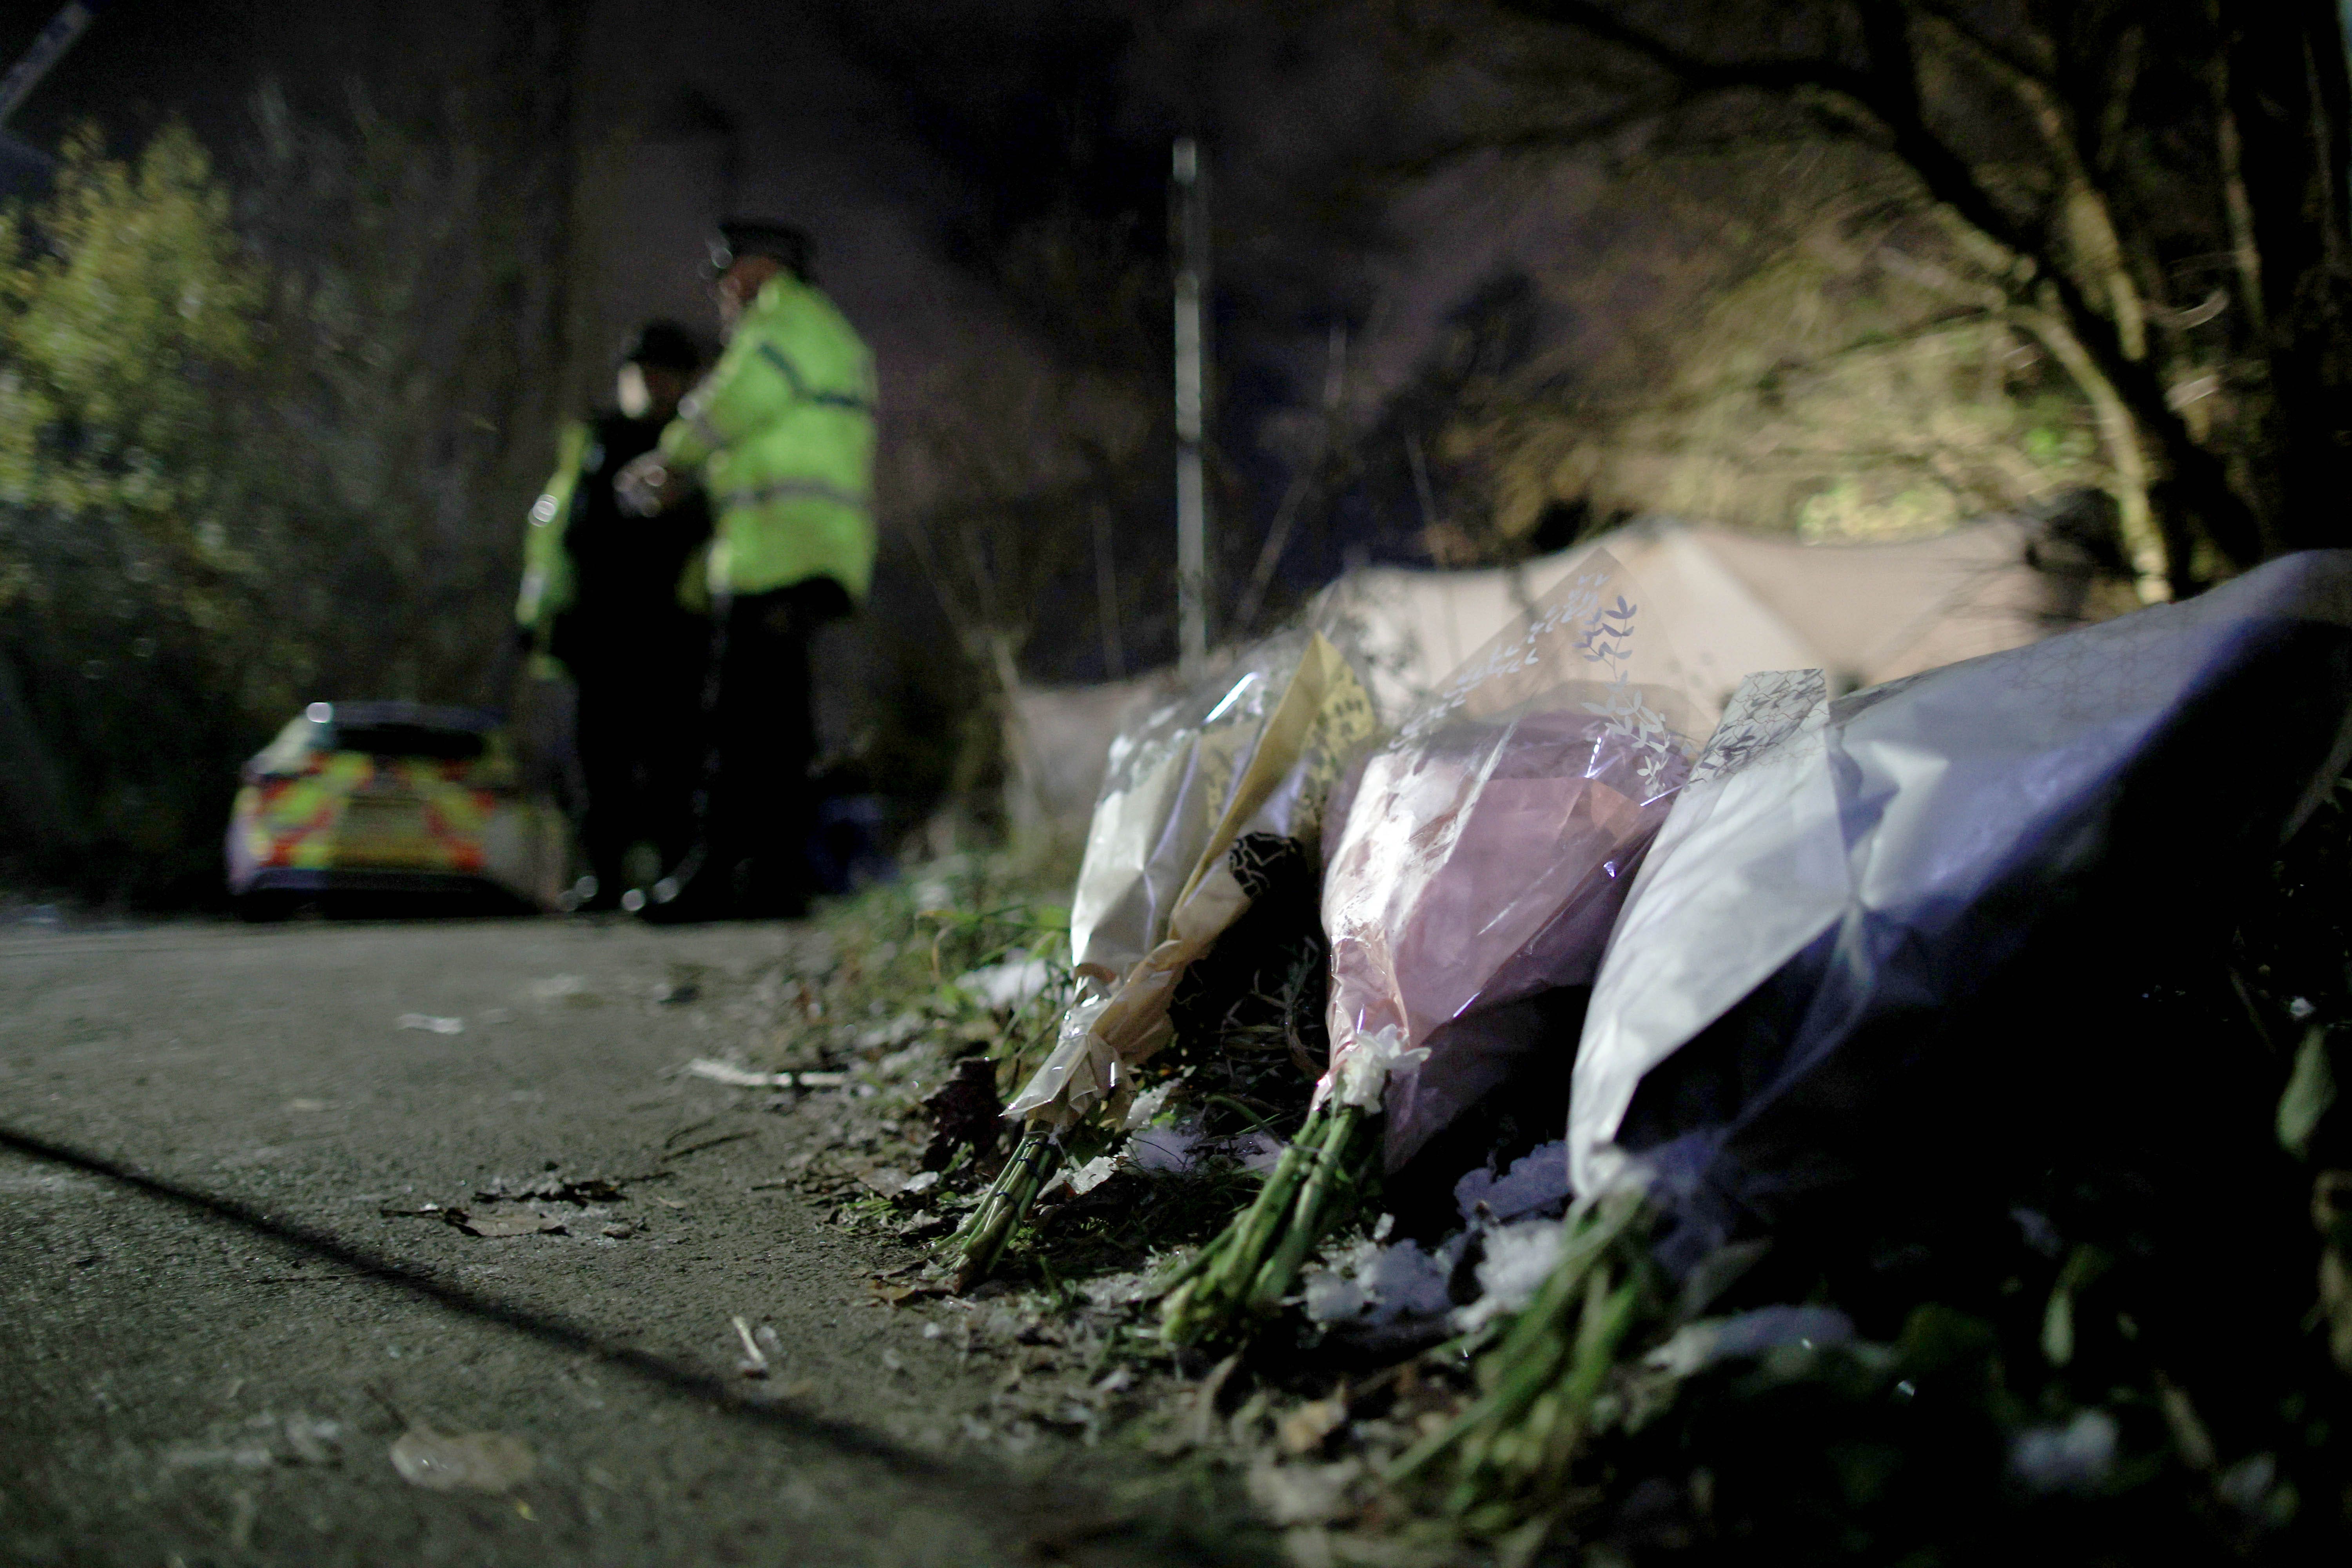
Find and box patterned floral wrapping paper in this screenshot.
[1008,630,1378,1131]
[1315,550,1710,1170]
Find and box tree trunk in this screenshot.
[2227,2,2352,553]
[2013,298,2166,599]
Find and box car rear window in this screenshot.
[332,724,486,761]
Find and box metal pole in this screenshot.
[0,2,103,129]
[1171,137,1210,678]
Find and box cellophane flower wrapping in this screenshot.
[1568,549,2352,1272]
[1007,630,1377,1131]
[1318,551,1708,1171]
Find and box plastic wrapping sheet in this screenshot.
[1008,630,1377,1130]
[1316,551,1710,1170]
[1569,550,2352,1270]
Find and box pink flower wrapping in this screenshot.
[1316,552,1705,1169]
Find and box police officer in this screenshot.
[517,321,715,912]
[616,221,877,921]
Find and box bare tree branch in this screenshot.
[1509,0,1877,100]
[1909,0,2054,88]
[1503,0,2262,578]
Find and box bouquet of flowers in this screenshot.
[947,630,1376,1288]
[1161,551,1707,1342]
[1409,548,2352,1531]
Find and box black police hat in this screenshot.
[707,220,813,281]
[619,319,702,372]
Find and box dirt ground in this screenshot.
[0,913,1271,1568]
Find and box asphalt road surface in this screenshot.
[0,915,1261,1568]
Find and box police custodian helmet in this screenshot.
[706,219,813,283]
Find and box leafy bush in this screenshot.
[0,126,287,902]
[0,93,572,906]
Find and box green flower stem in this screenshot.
[948,1126,1061,1292]
[1161,1098,1383,1345]
[1160,1100,1329,1342]
[1461,1269,1642,1517]
[1385,1191,1644,1488]
[1248,1104,1367,1311]
[1151,1227,1230,1297]
[1224,1101,1327,1266]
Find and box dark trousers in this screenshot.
[573,662,702,896]
[685,579,849,913]
[562,604,709,898]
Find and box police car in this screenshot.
[225,701,568,917]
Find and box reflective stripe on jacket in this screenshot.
[516,419,593,638]
[658,274,878,601]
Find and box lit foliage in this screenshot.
[0,99,570,900]
[1439,147,2116,549]
[0,126,261,623]
[0,125,287,891]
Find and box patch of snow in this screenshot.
[956,952,1053,1013]
[1362,1240,1456,1321]
[1303,1273,1367,1323]
[1081,1273,1149,1309]
[2009,1409,2118,1494]
[1063,1154,1119,1196]
[1246,1458,1363,1526]
[1454,1140,1572,1225]
[1127,1125,1283,1176]
[2219,1453,2279,1513]
[876,1043,929,1078]
[1121,1082,1173,1130]
[853,1013,924,1052]
[1644,1305,1857,1377]
[1125,1127,1196,1173]
[1304,1235,1462,1326]
[1451,1218,1565,1332]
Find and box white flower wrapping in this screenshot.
[1007,631,1377,1132]
[1328,1025,1429,1111]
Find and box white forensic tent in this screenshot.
[1316,515,2084,721]
[1012,514,2105,827]
[1003,675,1182,839]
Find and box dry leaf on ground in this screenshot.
[388,1426,535,1492]
[449,1211,566,1238]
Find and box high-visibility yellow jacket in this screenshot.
[516,419,591,646]
[658,274,878,602]
[516,414,713,679]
